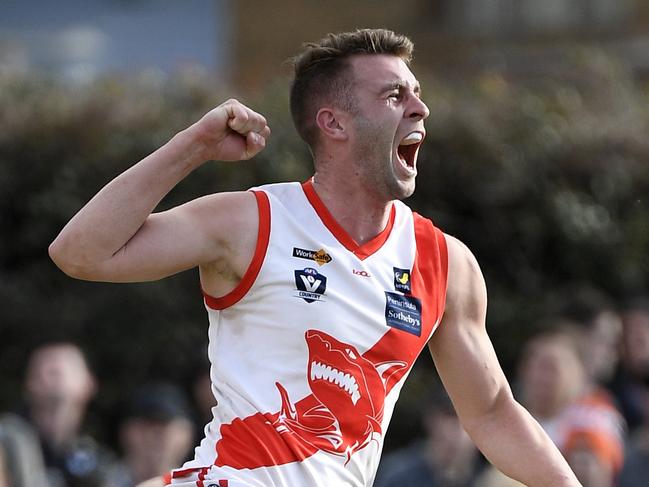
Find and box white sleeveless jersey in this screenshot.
[172,181,448,487]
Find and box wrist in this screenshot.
[173,124,211,171]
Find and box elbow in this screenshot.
[462,387,516,440]
[48,238,95,280]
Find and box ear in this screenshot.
[315,107,348,142]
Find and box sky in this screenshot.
[0,0,229,81]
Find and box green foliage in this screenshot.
[1,53,647,434]
[410,51,649,364]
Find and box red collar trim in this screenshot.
[301,179,396,260]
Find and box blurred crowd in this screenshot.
[375,287,649,487]
[1,288,648,487]
[0,343,214,487]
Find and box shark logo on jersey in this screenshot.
[294,267,327,303]
[214,324,442,471]
[273,330,406,462]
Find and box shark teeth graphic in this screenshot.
[310,361,361,405]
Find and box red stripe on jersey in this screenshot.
[196,467,207,487]
[301,179,395,260]
[411,212,449,336]
[203,190,271,310]
[212,213,449,470]
[172,466,209,479]
[363,214,448,391]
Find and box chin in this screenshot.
[388,179,416,200]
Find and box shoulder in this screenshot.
[444,234,484,282]
[441,234,487,324]
[181,190,260,241]
[185,190,257,219]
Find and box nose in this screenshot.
[406,95,430,121]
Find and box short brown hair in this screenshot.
[289,29,414,149]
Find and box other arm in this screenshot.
[428,235,581,487]
[49,99,270,293]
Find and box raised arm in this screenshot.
[428,235,581,487]
[49,99,270,295]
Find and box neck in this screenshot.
[31,402,83,449]
[129,456,161,484]
[311,168,393,245]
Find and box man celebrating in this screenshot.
[50,29,580,486]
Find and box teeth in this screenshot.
[310,361,361,405]
[400,132,423,145]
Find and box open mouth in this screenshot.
[396,131,424,171]
[310,360,361,405]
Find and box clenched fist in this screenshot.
[189,99,271,162]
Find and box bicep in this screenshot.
[91,191,257,282]
[428,235,512,428]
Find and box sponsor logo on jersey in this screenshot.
[352,269,371,278]
[385,291,422,336]
[292,247,332,266]
[294,267,327,303]
[393,267,411,294]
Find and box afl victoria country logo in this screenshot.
[294,267,327,303]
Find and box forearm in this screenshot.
[466,394,580,487]
[49,126,205,278]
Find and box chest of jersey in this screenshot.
[195,182,446,483]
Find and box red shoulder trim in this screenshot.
[301,179,395,260]
[411,213,449,337]
[203,190,271,310]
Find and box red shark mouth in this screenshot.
[309,360,361,405]
[264,330,406,461]
[214,328,420,470]
[305,330,386,429]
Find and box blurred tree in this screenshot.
[0,51,647,449]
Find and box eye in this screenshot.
[345,348,357,359]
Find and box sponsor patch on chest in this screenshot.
[384,291,422,336]
[393,267,412,294]
[292,247,332,266]
[294,267,327,303]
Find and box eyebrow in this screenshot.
[380,80,422,96]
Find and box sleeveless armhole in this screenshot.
[203,190,271,310]
[412,213,449,335]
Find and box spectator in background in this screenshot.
[563,429,621,487]
[516,325,625,487]
[0,413,48,486]
[374,390,482,487]
[619,379,649,486]
[187,358,217,447]
[613,296,649,487]
[23,342,116,487]
[109,382,195,487]
[558,284,622,386]
[611,297,649,432]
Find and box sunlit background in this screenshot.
[1,0,648,484]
